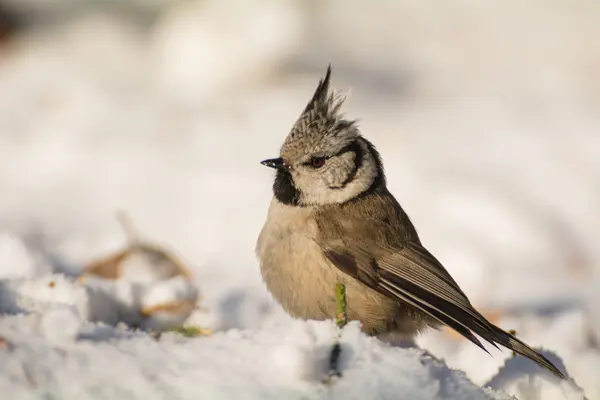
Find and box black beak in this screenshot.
[260,157,286,170]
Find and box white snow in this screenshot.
[0,315,513,400]
[0,1,599,399]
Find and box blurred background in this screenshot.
[0,0,599,397]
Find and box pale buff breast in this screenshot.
[256,198,409,335]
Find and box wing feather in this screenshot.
[322,241,565,379]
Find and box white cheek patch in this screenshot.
[298,145,377,206]
[323,152,356,189]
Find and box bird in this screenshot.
[255,65,566,379]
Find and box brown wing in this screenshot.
[322,241,564,378]
[317,194,565,378]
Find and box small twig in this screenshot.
[149,326,212,341]
[168,326,213,337]
[115,210,141,246]
[335,282,348,329]
[325,282,347,383]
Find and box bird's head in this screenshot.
[261,66,385,207]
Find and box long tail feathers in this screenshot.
[485,325,566,379]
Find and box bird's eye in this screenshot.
[309,157,327,168]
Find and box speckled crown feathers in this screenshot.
[281,65,358,159]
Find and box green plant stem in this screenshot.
[335,282,348,329]
[326,282,347,382]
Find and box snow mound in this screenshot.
[0,233,511,399]
[0,233,581,399]
[0,233,198,331]
[486,352,585,400]
[0,314,513,400]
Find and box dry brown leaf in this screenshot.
[80,243,193,282]
[140,299,196,317]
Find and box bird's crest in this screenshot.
[281,65,357,159]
